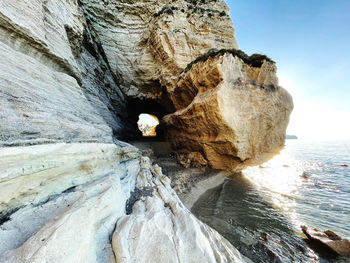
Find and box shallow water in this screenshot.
[192,139,350,262]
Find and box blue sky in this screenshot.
[226,0,350,139]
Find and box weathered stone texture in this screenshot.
[0,0,126,146]
[0,0,292,261]
[80,0,238,100]
[164,53,293,170]
[0,145,250,263]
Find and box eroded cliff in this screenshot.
[80,0,237,101]
[0,0,292,262]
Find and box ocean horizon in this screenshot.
[192,138,350,262]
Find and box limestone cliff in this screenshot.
[0,0,128,145]
[80,0,238,101]
[0,0,292,261]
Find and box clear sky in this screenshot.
[226,0,350,140]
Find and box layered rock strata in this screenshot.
[0,144,250,263]
[80,0,238,101]
[0,0,127,146]
[164,50,293,170]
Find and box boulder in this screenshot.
[301,225,350,257]
[164,50,293,170]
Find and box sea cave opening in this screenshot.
[121,98,173,141]
[137,113,160,137]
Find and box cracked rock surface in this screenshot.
[0,145,250,263]
[164,53,293,170]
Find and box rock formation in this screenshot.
[301,226,350,257]
[0,0,292,261]
[0,0,127,145]
[0,145,250,262]
[77,0,292,170]
[79,0,238,101]
[164,50,293,170]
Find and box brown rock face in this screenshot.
[163,51,293,171]
[80,0,238,101]
[301,226,350,257]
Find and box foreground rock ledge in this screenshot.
[0,143,251,263]
[164,52,293,170]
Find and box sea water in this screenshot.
[192,139,350,262]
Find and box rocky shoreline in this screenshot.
[0,143,252,262]
[129,140,230,209]
[1,0,293,261]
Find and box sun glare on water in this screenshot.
[242,149,306,230]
